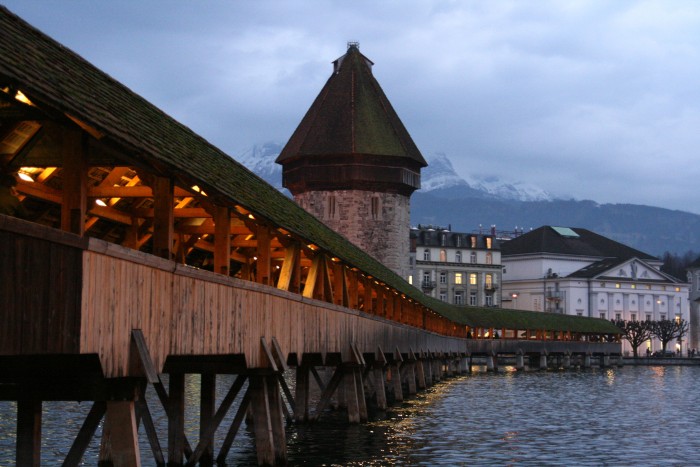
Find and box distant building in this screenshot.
[501,226,690,355]
[409,225,502,307]
[276,43,426,279]
[687,257,700,350]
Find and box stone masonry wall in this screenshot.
[295,190,410,280]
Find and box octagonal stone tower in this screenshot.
[276,43,427,279]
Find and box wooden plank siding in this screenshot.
[0,215,84,355]
[80,238,467,377]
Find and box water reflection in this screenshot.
[2,367,700,465]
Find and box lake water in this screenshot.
[1,365,699,465]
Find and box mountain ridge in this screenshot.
[234,142,700,256]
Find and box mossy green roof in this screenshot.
[0,7,618,336]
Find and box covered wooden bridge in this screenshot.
[0,7,620,466]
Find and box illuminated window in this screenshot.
[470,236,477,248]
[440,249,447,262]
[470,273,477,285]
[455,272,463,285]
[615,283,621,289]
[675,287,681,292]
[486,237,492,249]
[485,274,493,288]
[631,284,636,289]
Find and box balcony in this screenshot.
[421,280,436,291]
[484,284,499,294]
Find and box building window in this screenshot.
[615,283,621,289]
[675,287,681,292]
[326,195,336,220]
[600,313,606,319]
[470,252,477,264]
[486,237,492,249]
[423,272,430,285]
[600,283,605,288]
[485,295,493,306]
[423,249,430,261]
[455,291,464,305]
[440,249,447,262]
[439,290,447,301]
[440,234,446,246]
[439,272,447,284]
[660,314,666,321]
[485,274,493,288]
[456,236,462,247]
[455,272,463,285]
[631,313,637,321]
[615,313,621,321]
[646,314,651,321]
[455,251,462,263]
[470,273,477,285]
[470,236,477,248]
[469,292,477,306]
[486,252,492,265]
[371,196,381,220]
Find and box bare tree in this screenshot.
[652,319,689,354]
[613,319,653,358]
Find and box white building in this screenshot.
[687,257,700,350]
[409,225,502,307]
[501,226,689,355]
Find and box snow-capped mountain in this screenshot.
[234,144,551,202]
[235,142,285,190]
[421,152,552,202]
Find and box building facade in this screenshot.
[501,226,690,355]
[687,257,700,350]
[409,226,502,307]
[276,43,426,279]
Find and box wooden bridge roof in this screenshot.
[0,7,618,336]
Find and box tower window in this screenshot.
[326,195,337,220]
[371,196,381,220]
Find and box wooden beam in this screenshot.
[302,254,322,299]
[255,226,272,285]
[132,207,210,219]
[88,185,193,198]
[276,242,300,292]
[16,399,41,467]
[152,176,174,259]
[213,206,231,276]
[63,401,106,467]
[60,129,87,234]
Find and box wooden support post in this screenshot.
[406,351,417,395]
[583,353,592,368]
[16,399,41,467]
[391,349,403,402]
[249,372,287,465]
[303,254,322,299]
[539,353,548,371]
[355,366,368,422]
[152,176,174,259]
[60,129,87,235]
[563,353,571,370]
[344,366,360,423]
[199,373,216,466]
[101,401,141,467]
[295,362,310,423]
[516,351,525,371]
[363,277,374,314]
[255,226,272,285]
[213,206,231,276]
[415,352,427,390]
[374,347,388,410]
[424,353,433,384]
[168,373,186,466]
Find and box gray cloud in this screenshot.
[5,0,700,213]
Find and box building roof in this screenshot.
[501,226,656,261]
[412,227,499,251]
[275,44,427,166]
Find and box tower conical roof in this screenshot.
[276,44,427,166]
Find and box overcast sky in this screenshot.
[5,1,700,214]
